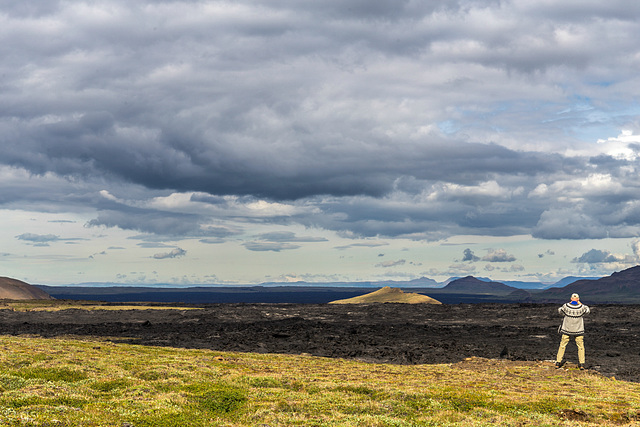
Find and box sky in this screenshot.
[2,0,640,286]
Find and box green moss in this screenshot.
[129,411,206,427]
[136,370,167,381]
[185,383,247,414]
[334,385,381,398]
[245,376,283,388]
[1,395,89,409]
[15,367,88,383]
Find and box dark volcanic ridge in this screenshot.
[421,266,640,304]
[537,265,640,302]
[438,276,518,294]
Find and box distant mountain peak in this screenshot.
[442,276,517,295]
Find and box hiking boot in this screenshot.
[555,360,566,369]
[578,363,585,370]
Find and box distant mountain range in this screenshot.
[6,266,640,304]
[434,276,518,295]
[40,274,599,290]
[534,265,640,303]
[423,265,640,303]
[239,275,599,290]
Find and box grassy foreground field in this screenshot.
[0,335,639,426]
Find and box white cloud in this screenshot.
[572,248,637,266]
[438,263,478,277]
[597,130,640,160]
[632,239,640,259]
[481,249,517,263]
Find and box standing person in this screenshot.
[556,293,590,370]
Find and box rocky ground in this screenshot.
[0,303,638,382]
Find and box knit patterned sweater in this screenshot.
[558,302,590,336]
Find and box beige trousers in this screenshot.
[556,334,585,364]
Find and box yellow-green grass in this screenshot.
[0,335,639,426]
[0,301,201,312]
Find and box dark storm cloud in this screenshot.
[87,210,204,237]
[298,185,547,241]
[86,199,243,241]
[190,194,229,206]
[85,192,248,244]
[3,111,571,200]
[2,0,640,243]
[0,0,593,198]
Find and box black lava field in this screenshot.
[1,303,637,382]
